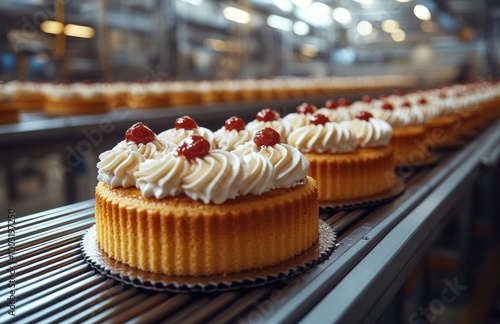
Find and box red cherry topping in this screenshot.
[225,116,246,131]
[125,122,155,145]
[254,127,281,147]
[417,97,428,105]
[174,116,198,130]
[310,113,329,125]
[356,111,373,121]
[361,95,372,103]
[256,108,279,122]
[381,102,394,110]
[338,98,352,106]
[175,135,210,161]
[401,101,412,108]
[325,99,339,109]
[296,102,317,114]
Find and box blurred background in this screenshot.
[0,0,498,85]
[0,0,499,215]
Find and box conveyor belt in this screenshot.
[0,119,498,323]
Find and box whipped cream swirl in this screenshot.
[158,127,214,145]
[246,120,291,142]
[233,142,308,188]
[213,128,253,151]
[97,149,145,188]
[341,118,392,148]
[287,122,357,153]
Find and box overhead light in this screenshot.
[41,20,63,34]
[357,20,373,36]
[291,0,312,9]
[414,5,431,21]
[396,0,412,2]
[391,28,406,42]
[381,19,399,33]
[332,7,352,25]
[295,2,332,27]
[293,21,310,35]
[300,44,318,57]
[273,0,293,12]
[180,0,203,5]
[64,24,94,38]
[223,6,251,24]
[267,15,293,31]
[421,20,438,32]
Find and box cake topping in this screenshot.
[125,122,155,145]
[361,95,372,103]
[254,127,281,148]
[296,102,317,114]
[174,116,198,130]
[401,101,412,108]
[356,111,373,121]
[224,116,246,131]
[310,113,329,125]
[256,108,279,122]
[325,99,339,109]
[175,135,211,161]
[417,97,428,105]
[381,102,394,110]
[338,98,352,106]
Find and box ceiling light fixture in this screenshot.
[267,15,293,31]
[414,5,431,21]
[293,21,310,35]
[223,6,251,24]
[332,7,352,25]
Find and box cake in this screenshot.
[213,116,253,151]
[287,112,395,202]
[94,123,319,276]
[125,82,170,109]
[44,83,108,115]
[0,85,19,124]
[7,81,45,111]
[368,100,427,166]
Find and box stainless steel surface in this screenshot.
[0,119,498,323]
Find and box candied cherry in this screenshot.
[310,113,329,125]
[256,108,279,122]
[225,116,246,131]
[338,98,352,106]
[325,99,339,109]
[175,135,210,161]
[381,102,394,110]
[361,95,372,103]
[417,97,428,105]
[356,111,373,121]
[401,101,412,108]
[174,116,198,130]
[296,102,317,114]
[125,122,155,145]
[254,127,281,147]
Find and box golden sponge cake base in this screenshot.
[304,146,395,202]
[95,177,319,276]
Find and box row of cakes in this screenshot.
[94,78,500,277]
[0,74,415,116]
